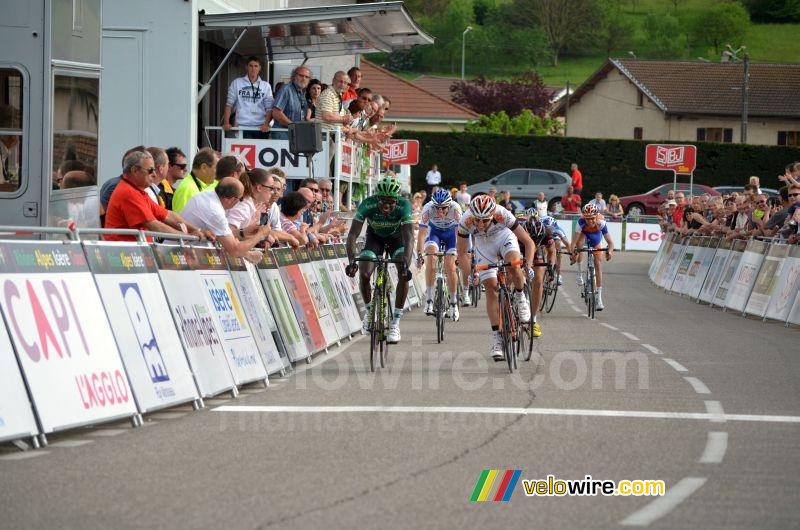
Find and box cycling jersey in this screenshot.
[540,215,567,240]
[458,204,520,281]
[354,195,414,238]
[457,204,518,239]
[577,215,608,248]
[421,202,462,255]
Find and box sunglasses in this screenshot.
[136,165,156,175]
[319,188,332,193]
[789,193,800,197]
[171,163,187,170]
[308,187,320,193]
[378,198,397,206]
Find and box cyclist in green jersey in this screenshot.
[345,177,415,343]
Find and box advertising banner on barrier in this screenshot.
[653,236,677,286]
[605,218,623,250]
[274,247,327,352]
[670,237,700,294]
[322,245,362,335]
[245,261,291,371]
[657,237,685,288]
[297,247,339,347]
[153,245,235,397]
[648,237,670,281]
[256,251,311,362]
[699,238,732,303]
[0,242,137,433]
[309,247,350,340]
[687,238,719,299]
[226,138,328,179]
[0,319,39,443]
[712,240,747,306]
[226,255,285,375]
[194,247,267,385]
[626,221,666,252]
[85,242,199,413]
[787,287,800,325]
[745,244,789,317]
[764,245,800,322]
[723,239,767,312]
[335,244,366,316]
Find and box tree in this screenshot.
[641,12,683,57]
[512,0,602,66]
[450,72,553,117]
[692,3,750,54]
[744,0,800,23]
[596,3,636,57]
[463,110,563,136]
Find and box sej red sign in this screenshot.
[382,140,420,165]
[645,144,697,175]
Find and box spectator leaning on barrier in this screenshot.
[104,151,207,242]
[318,71,352,130]
[570,163,583,196]
[343,66,361,106]
[561,185,581,213]
[161,147,187,210]
[144,147,168,208]
[305,79,322,121]
[222,56,273,139]
[226,168,273,245]
[588,192,606,214]
[99,144,146,225]
[180,177,270,263]
[605,194,623,218]
[672,192,686,228]
[171,148,220,213]
[280,191,315,247]
[272,66,311,139]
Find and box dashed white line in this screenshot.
[699,432,728,464]
[662,358,688,372]
[620,477,707,526]
[0,451,50,461]
[704,401,726,423]
[620,332,640,341]
[641,343,663,355]
[683,377,711,395]
[600,323,619,331]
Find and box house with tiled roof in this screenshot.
[554,59,800,146]
[358,60,479,131]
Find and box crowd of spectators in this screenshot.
[660,164,800,245]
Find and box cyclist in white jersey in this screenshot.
[416,189,464,321]
[457,195,534,361]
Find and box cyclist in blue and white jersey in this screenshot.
[571,204,614,310]
[417,188,463,321]
[539,213,572,286]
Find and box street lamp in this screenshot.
[461,26,473,80]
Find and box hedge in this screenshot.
[401,132,799,198]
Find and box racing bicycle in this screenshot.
[567,246,609,320]
[356,253,401,371]
[475,259,523,373]
[539,261,559,314]
[426,243,451,343]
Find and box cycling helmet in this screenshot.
[526,215,546,239]
[431,188,452,206]
[540,215,554,227]
[375,177,402,198]
[582,203,599,218]
[525,207,539,219]
[469,195,496,219]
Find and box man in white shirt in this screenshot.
[180,177,271,263]
[455,181,471,207]
[588,192,606,214]
[534,191,549,217]
[222,56,274,139]
[426,164,442,198]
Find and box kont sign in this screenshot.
[645,144,697,175]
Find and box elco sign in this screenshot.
[381,140,419,165]
[226,139,328,179]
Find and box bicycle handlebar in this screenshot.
[475,259,523,271]
[355,256,406,265]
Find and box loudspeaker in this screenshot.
[288,121,323,155]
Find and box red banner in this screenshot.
[645,144,697,175]
[382,140,420,165]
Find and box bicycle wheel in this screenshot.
[587,266,596,320]
[520,282,533,361]
[435,278,445,343]
[500,289,516,373]
[369,285,381,372]
[546,270,558,313]
[539,277,548,312]
[381,289,392,368]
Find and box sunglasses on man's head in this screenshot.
[136,165,156,175]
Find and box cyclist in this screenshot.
[457,195,535,361]
[416,188,463,321]
[539,214,572,286]
[521,211,554,337]
[571,203,614,311]
[345,177,414,343]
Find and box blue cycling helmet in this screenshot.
[431,188,452,206]
[540,215,555,227]
[525,207,539,218]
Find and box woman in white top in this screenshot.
[227,168,274,237]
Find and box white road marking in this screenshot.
[620,477,707,526]
[600,323,619,331]
[662,358,688,372]
[641,343,663,355]
[699,432,728,464]
[620,332,640,341]
[683,377,711,395]
[47,439,94,448]
[0,451,50,461]
[704,401,726,423]
[571,305,582,313]
[212,405,800,424]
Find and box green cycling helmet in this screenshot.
[375,177,402,199]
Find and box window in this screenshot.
[633,127,643,140]
[496,170,527,186]
[778,131,800,146]
[529,170,556,185]
[636,92,643,107]
[0,68,23,193]
[52,75,98,190]
[697,127,733,143]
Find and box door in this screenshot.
[0,0,45,226]
[494,169,528,198]
[528,170,558,200]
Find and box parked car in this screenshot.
[466,168,571,212]
[713,186,778,198]
[619,183,719,216]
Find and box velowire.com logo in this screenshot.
[470,470,522,502]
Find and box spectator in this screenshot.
[299,178,320,225]
[588,192,606,213]
[487,186,498,202]
[145,147,168,208]
[498,190,517,214]
[665,189,675,202]
[604,194,624,218]
[171,148,220,213]
[425,163,441,199]
[765,184,800,235]
[749,175,762,194]
[104,151,206,242]
[455,182,471,207]
[228,168,299,248]
[161,147,187,208]
[338,181,351,212]
[54,159,85,190]
[99,144,147,226]
[222,56,273,139]
[305,78,322,121]
[272,66,311,139]
[61,170,95,189]
[180,177,270,262]
[561,185,582,213]
[533,191,549,217]
[672,192,686,228]
[280,191,314,246]
[317,71,352,129]
[570,163,583,196]
[343,66,361,105]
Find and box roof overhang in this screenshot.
[198,2,434,60]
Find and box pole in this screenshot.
[741,54,749,144]
[461,26,472,80]
[564,80,570,136]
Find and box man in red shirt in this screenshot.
[342,66,361,105]
[672,191,686,227]
[561,185,582,213]
[104,150,208,242]
[571,163,583,197]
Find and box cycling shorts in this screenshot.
[359,226,405,261]
[424,226,457,255]
[472,229,520,282]
[584,230,605,249]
